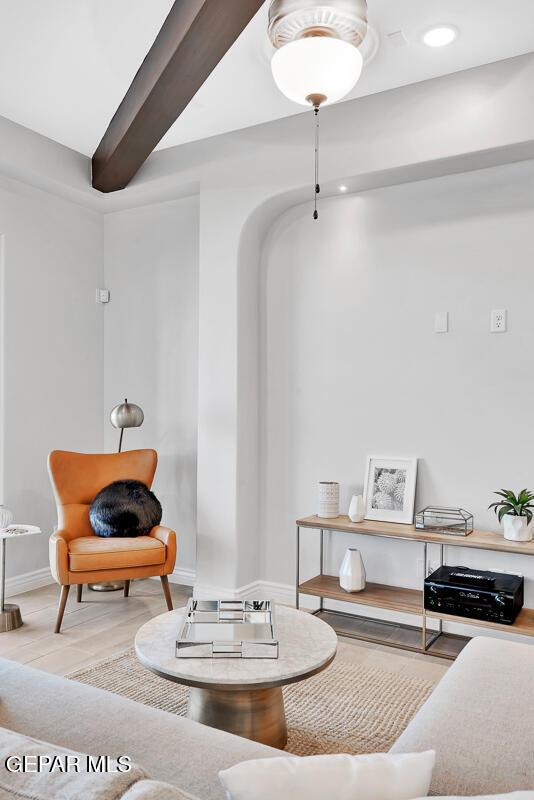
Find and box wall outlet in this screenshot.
[96,288,110,304]
[490,309,507,333]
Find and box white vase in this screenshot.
[317,482,340,519]
[0,505,14,530]
[502,514,534,542]
[348,494,365,523]
[339,548,366,592]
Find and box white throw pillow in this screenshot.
[219,750,435,800]
[122,780,202,800]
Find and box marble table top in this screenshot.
[135,604,337,690]
[0,525,41,541]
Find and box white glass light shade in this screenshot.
[271,36,363,106]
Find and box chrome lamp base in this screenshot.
[0,603,23,632]
[89,581,125,592]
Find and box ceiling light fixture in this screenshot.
[271,36,363,108]
[339,185,348,192]
[269,0,368,219]
[423,25,457,48]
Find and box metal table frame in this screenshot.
[296,522,446,654]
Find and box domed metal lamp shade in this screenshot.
[110,399,144,453]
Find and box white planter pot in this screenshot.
[348,494,365,523]
[339,548,366,592]
[317,482,340,519]
[0,505,13,530]
[502,514,534,542]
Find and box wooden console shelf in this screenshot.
[296,515,534,659]
[426,607,534,637]
[297,515,534,556]
[299,575,422,616]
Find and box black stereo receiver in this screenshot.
[424,566,524,625]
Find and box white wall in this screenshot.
[103,196,199,575]
[261,160,534,627]
[0,177,104,581]
[5,53,534,599]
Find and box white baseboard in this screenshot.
[5,566,54,598]
[167,566,196,587]
[193,577,309,606]
[5,565,197,596]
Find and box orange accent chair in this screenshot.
[48,449,177,633]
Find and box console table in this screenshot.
[296,515,534,659]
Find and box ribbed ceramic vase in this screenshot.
[0,505,14,530]
[317,482,340,519]
[339,548,366,592]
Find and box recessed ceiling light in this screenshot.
[423,26,457,48]
[339,185,348,192]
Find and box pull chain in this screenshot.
[313,104,320,220]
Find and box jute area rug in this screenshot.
[68,643,436,756]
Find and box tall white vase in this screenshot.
[348,494,365,523]
[317,482,340,519]
[339,548,366,592]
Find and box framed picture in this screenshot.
[363,456,418,525]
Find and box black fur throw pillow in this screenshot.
[89,480,162,538]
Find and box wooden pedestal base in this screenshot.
[187,685,287,749]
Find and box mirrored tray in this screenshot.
[176,599,278,659]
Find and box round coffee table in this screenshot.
[135,604,337,748]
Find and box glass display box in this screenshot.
[415,506,474,537]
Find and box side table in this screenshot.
[0,525,41,632]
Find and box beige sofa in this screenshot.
[392,636,534,795]
[0,635,533,798]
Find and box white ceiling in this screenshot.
[1,1,534,157]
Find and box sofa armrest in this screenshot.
[49,530,71,585]
[149,526,177,575]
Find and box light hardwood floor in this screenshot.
[0,581,450,683]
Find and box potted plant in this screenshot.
[489,489,534,542]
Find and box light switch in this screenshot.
[96,288,110,304]
[434,311,448,333]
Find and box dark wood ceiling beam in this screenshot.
[92,0,265,193]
